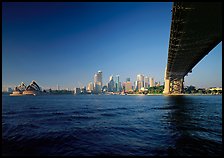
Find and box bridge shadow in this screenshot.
[163,96,222,156]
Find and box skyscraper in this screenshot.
[124,80,132,93]
[108,75,115,92]
[144,76,149,88]
[87,82,94,92]
[94,70,102,87]
[137,74,144,90]
[134,81,138,91]
[115,75,121,92]
[94,70,103,93]
[150,77,155,87]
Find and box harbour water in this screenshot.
[2,94,222,156]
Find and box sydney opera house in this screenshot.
[10,80,42,96]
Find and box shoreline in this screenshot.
[126,93,221,96]
[3,92,221,96]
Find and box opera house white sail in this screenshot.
[10,80,42,96]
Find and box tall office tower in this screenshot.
[115,75,121,92]
[94,82,101,94]
[134,81,138,91]
[124,81,132,92]
[109,75,113,81]
[137,74,144,90]
[94,74,97,83]
[119,82,122,92]
[94,70,103,87]
[124,77,132,92]
[94,70,103,93]
[150,77,155,87]
[108,75,115,92]
[87,82,94,92]
[98,70,102,86]
[144,76,149,88]
[57,84,59,90]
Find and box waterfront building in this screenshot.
[137,81,141,91]
[119,82,123,92]
[137,74,144,90]
[80,87,87,94]
[87,82,94,93]
[17,82,27,91]
[124,81,132,93]
[94,82,102,94]
[94,70,103,86]
[150,77,155,87]
[10,86,23,96]
[134,81,138,91]
[115,75,121,92]
[209,87,222,91]
[94,70,103,93]
[10,80,41,96]
[74,87,81,94]
[22,80,41,95]
[7,87,13,93]
[108,75,115,92]
[144,76,150,88]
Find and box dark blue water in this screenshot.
[2,95,222,156]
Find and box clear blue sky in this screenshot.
[2,2,222,90]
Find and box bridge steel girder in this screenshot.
[164,2,222,94]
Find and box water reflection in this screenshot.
[164,96,222,156]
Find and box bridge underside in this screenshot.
[164,2,222,94]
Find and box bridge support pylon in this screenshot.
[170,78,184,94]
[163,77,184,95]
[163,78,171,94]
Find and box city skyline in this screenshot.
[2,2,222,90]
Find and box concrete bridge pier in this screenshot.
[163,78,171,94]
[170,78,184,94]
[163,77,184,95]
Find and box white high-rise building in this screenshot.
[115,75,121,92]
[150,77,155,87]
[108,75,115,92]
[94,70,102,86]
[94,70,103,93]
[144,76,149,88]
[137,74,144,90]
[109,75,113,81]
[87,82,94,92]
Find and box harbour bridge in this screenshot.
[163,2,222,94]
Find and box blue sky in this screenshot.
[2,2,222,90]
